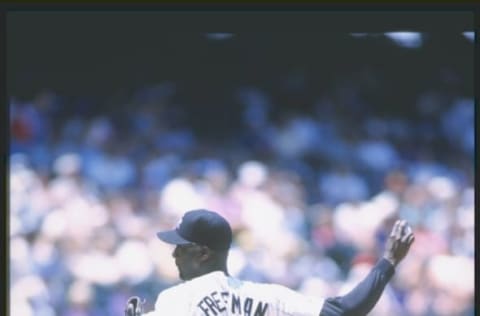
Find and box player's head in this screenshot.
[156,209,232,280]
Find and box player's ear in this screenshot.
[197,245,213,262]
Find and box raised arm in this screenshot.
[320,220,415,316]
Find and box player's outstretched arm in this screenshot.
[319,220,415,316]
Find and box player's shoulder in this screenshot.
[153,280,191,311]
[241,278,287,290]
[157,271,226,299]
[239,278,298,298]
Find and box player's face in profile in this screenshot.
[172,243,202,280]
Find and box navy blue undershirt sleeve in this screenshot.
[319,258,395,316]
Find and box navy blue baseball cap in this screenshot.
[157,209,232,250]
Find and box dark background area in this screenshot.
[7,11,474,101]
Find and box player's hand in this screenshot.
[124,296,145,316]
[383,219,415,267]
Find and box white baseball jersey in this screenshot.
[143,271,324,316]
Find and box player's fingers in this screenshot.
[136,302,143,315]
[126,304,134,316]
[407,234,415,245]
[389,221,397,236]
[401,235,414,252]
[403,223,412,236]
[390,220,401,237]
[395,220,405,239]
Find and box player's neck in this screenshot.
[200,263,229,277]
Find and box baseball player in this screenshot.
[125,209,414,316]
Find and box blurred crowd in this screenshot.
[9,68,474,316]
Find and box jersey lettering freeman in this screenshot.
[197,291,268,316]
[144,271,324,316]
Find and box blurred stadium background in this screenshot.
[8,11,474,316]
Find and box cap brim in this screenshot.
[156,230,192,245]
